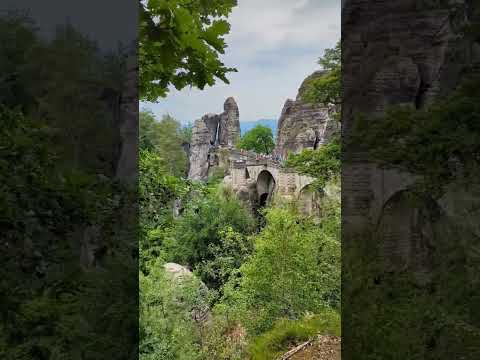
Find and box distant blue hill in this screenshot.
[240,119,277,137]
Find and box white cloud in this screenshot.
[142,0,340,123]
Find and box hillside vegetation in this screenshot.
[139,109,341,360]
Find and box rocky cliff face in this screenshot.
[275,71,339,157]
[188,97,240,180]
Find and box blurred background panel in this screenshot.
[0,1,138,359]
[342,1,480,359]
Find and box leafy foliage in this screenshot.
[237,125,275,154]
[140,0,237,100]
[140,259,208,360]
[140,110,189,177]
[221,206,340,334]
[285,136,340,189]
[167,186,256,290]
[180,121,193,144]
[1,16,125,173]
[302,41,341,107]
[139,148,186,271]
[139,151,341,358]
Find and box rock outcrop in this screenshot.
[275,71,339,157]
[163,263,210,323]
[218,97,240,146]
[188,115,217,180]
[188,97,240,180]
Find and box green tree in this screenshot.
[167,186,256,290]
[139,110,157,151]
[0,14,39,111]
[222,206,340,334]
[140,0,237,100]
[285,135,340,189]
[302,41,341,109]
[237,125,275,154]
[180,122,193,144]
[138,148,204,272]
[140,110,189,177]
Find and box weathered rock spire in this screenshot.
[218,97,240,147]
[188,97,241,180]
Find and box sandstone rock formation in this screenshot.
[188,98,240,180]
[218,97,240,146]
[188,115,217,180]
[275,71,339,157]
[163,262,193,280]
[163,263,210,323]
[187,74,338,216]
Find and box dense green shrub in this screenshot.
[140,259,208,360]
[221,205,340,334]
[139,111,189,177]
[301,41,341,109]
[166,185,256,290]
[200,314,248,360]
[285,135,340,190]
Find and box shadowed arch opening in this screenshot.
[298,184,323,216]
[375,190,442,275]
[257,170,276,207]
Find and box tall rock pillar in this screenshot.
[218,97,240,147]
[188,97,241,181]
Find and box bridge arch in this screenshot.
[298,184,323,216]
[257,170,276,207]
[374,190,442,275]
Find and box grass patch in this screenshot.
[249,309,340,360]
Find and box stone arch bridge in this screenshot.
[225,155,317,208]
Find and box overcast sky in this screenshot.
[142,0,340,124]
